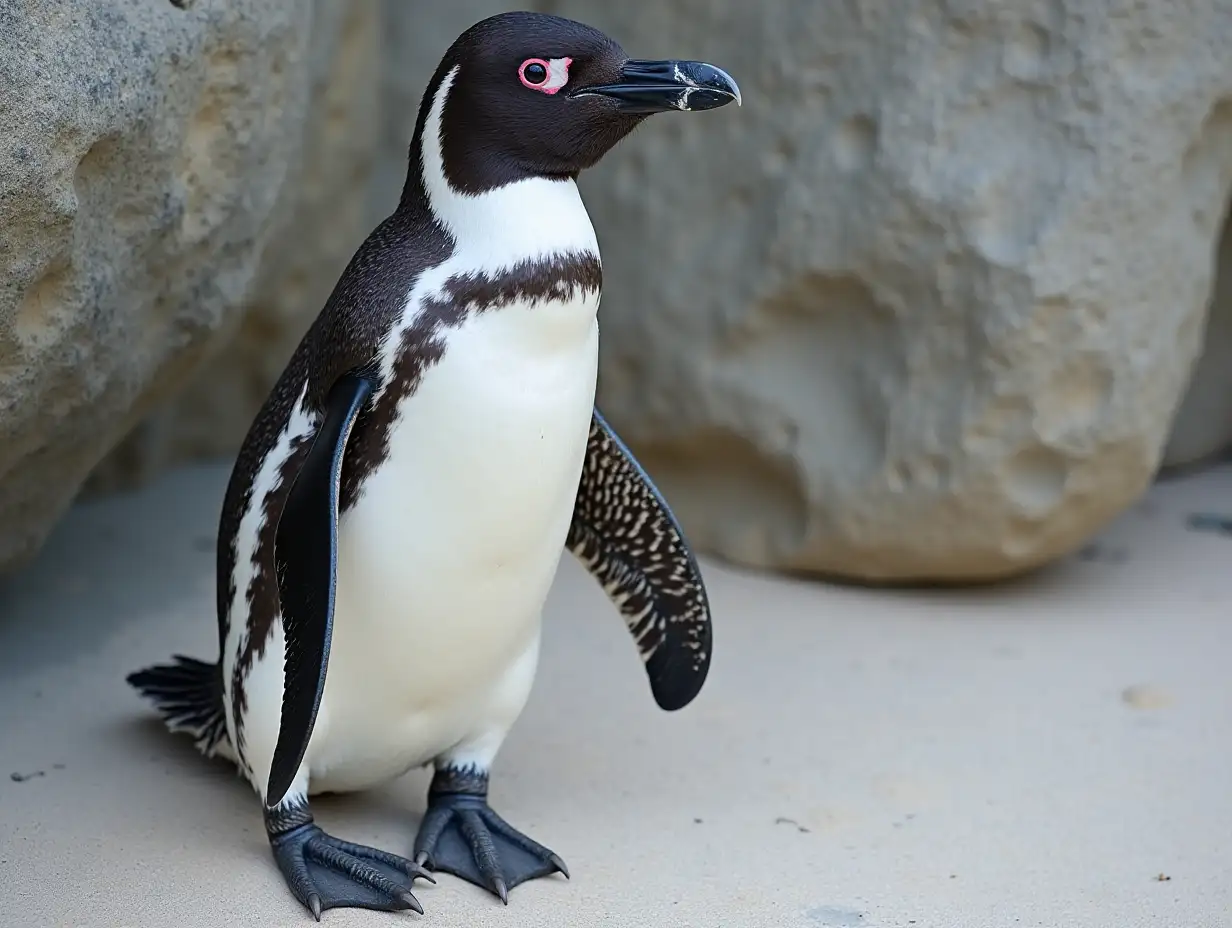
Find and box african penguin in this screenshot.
[127,11,737,920]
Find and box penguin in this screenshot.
[127,10,738,920]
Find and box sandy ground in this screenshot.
[0,460,1229,928]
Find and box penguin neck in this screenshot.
[399,64,600,275]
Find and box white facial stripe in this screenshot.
[542,57,570,93]
[418,64,600,269]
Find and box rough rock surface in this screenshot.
[86,0,512,489]
[0,0,316,570]
[1,0,531,571]
[6,0,1232,583]
[553,0,1232,582]
[85,0,386,491]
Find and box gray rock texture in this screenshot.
[85,0,511,488]
[4,0,1232,583]
[0,0,316,568]
[558,0,1232,581]
[84,0,384,492]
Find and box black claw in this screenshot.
[550,853,570,880]
[309,893,322,922]
[400,890,425,915]
[494,877,509,905]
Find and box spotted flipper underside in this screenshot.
[566,407,713,711]
[267,372,374,807]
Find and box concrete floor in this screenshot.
[1,460,1228,928]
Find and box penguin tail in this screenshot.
[126,654,228,758]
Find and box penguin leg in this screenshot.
[412,763,569,904]
[265,788,434,921]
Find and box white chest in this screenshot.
[334,167,605,649]
[301,274,600,786]
[346,281,600,584]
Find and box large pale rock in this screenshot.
[86,0,514,489]
[553,0,1232,582]
[85,0,385,491]
[0,0,315,570]
[8,0,1232,586]
[0,0,523,571]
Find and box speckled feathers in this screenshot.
[568,410,712,710]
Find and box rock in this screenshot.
[0,0,316,570]
[3,0,512,570]
[0,0,526,571]
[7,0,1231,585]
[84,0,387,492]
[1161,211,1232,471]
[554,0,1232,582]
[86,0,514,490]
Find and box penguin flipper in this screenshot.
[566,407,713,712]
[266,372,374,808]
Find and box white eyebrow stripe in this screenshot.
[543,56,571,92]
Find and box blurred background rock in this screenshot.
[2,0,1230,582]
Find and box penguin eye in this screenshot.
[521,61,548,84]
[518,57,571,95]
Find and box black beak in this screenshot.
[574,59,741,114]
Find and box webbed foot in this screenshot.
[266,800,433,920]
[412,765,568,904]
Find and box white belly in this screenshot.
[304,303,600,792]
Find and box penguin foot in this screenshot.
[412,767,568,904]
[268,814,434,920]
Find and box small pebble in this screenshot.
[1122,684,1172,710]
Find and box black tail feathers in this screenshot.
[127,655,228,757]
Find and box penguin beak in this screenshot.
[575,59,742,114]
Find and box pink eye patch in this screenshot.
[518,56,572,94]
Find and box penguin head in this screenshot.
[424,11,741,193]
